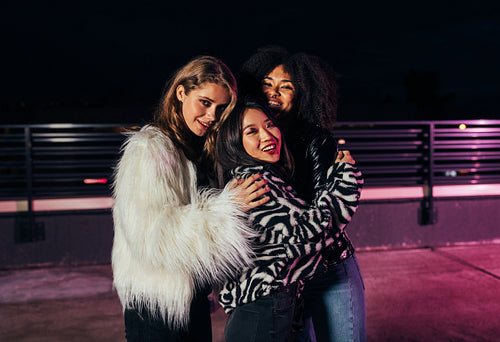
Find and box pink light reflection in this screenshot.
[83,179,108,184]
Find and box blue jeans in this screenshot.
[225,284,297,342]
[295,254,367,342]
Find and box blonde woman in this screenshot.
[112,56,269,341]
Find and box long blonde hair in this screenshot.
[154,56,237,163]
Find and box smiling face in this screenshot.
[176,82,230,136]
[242,108,282,164]
[261,64,295,114]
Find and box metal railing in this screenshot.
[2,120,500,201]
[335,120,500,187]
[1,124,140,200]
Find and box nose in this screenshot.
[267,87,279,98]
[206,106,216,121]
[260,128,274,142]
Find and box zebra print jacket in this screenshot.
[218,161,363,313]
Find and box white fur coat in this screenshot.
[111,125,255,329]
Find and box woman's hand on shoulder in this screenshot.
[335,150,356,164]
[229,173,270,211]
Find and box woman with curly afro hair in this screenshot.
[239,46,367,342]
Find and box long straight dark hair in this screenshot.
[215,97,294,186]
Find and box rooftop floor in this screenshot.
[1,243,499,341]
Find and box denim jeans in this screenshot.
[295,254,367,342]
[225,284,297,342]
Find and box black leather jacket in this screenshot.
[281,119,356,270]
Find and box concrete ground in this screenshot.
[1,243,499,342]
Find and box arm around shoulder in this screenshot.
[112,126,255,286]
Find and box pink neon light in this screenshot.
[83,179,108,184]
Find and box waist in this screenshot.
[321,233,354,269]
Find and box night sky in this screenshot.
[2,0,499,124]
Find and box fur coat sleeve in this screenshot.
[111,125,255,328]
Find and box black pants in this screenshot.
[124,292,212,342]
[224,285,297,342]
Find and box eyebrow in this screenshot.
[199,95,229,107]
[199,95,214,102]
[242,119,272,131]
[242,123,255,131]
[263,76,293,83]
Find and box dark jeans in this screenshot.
[124,291,212,342]
[225,284,297,342]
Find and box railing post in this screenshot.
[420,122,438,225]
[15,126,44,243]
[24,126,33,217]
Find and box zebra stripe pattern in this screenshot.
[218,162,363,313]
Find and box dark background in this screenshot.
[2,0,499,124]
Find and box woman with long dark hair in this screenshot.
[215,98,363,342]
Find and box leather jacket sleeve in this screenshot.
[305,126,339,193]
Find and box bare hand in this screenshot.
[229,173,270,211]
[335,150,356,164]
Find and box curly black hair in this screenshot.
[239,46,339,130]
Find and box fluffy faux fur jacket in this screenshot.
[111,125,255,329]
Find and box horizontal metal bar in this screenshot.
[32,146,120,152]
[435,151,500,157]
[434,139,500,145]
[32,161,114,167]
[32,137,124,143]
